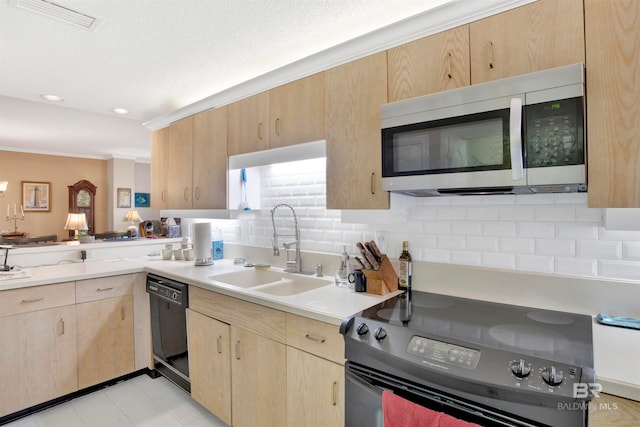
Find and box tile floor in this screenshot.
[4,374,229,427]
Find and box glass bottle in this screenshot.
[398,241,412,291]
[335,245,350,288]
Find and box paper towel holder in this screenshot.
[193,222,214,266]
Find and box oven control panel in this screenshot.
[407,335,480,370]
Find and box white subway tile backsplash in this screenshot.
[517,222,555,238]
[498,205,535,221]
[556,222,599,240]
[576,241,622,259]
[226,158,640,282]
[536,239,575,257]
[555,257,598,277]
[517,255,554,273]
[481,252,516,270]
[598,260,640,281]
[499,237,535,254]
[535,205,576,222]
[482,222,517,237]
[623,242,640,260]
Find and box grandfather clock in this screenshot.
[68,180,97,237]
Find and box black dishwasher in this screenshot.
[146,273,190,392]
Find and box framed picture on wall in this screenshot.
[135,192,150,208]
[22,181,51,212]
[117,188,132,208]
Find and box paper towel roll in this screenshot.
[193,222,213,266]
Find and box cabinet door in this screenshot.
[469,0,585,84]
[76,295,134,389]
[0,306,77,417]
[193,107,228,209]
[287,347,344,427]
[166,116,194,209]
[150,126,170,210]
[270,72,325,148]
[388,25,470,102]
[231,326,286,427]
[227,92,270,156]
[585,0,640,208]
[325,52,389,209]
[188,310,232,425]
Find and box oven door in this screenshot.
[345,362,552,427]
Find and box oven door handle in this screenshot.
[509,97,524,181]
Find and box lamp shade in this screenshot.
[0,181,7,192]
[64,213,88,231]
[123,210,143,223]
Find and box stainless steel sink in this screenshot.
[207,269,284,288]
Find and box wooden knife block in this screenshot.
[362,256,399,295]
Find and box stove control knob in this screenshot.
[541,366,564,386]
[510,359,531,378]
[374,327,387,341]
[356,323,369,336]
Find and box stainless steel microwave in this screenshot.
[381,63,586,196]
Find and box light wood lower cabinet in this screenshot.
[287,347,344,427]
[188,309,232,425]
[76,295,134,389]
[231,325,287,427]
[0,305,78,417]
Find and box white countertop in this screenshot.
[0,256,400,325]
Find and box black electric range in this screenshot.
[340,291,595,427]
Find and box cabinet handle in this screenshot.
[235,340,241,360]
[121,305,125,320]
[258,122,264,140]
[184,188,189,201]
[275,118,281,136]
[370,172,375,195]
[20,297,44,304]
[331,381,338,406]
[447,52,452,79]
[58,318,65,336]
[161,190,166,202]
[96,287,113,293]
[305,334,326,344]
[217,336,223,354]
[488,41,494,69]
[195,186,200,201]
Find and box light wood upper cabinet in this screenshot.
[166,116,194,209]
[227,92,270,156]
[188,309,232,426]
[150,126,169,210]
[388,25,470,102]
[193,107,228,209]
[269,72,325,148]
[585,0,640,208]
[469,0,585,84]
[325,52,389,210]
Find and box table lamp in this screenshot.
[64,213,88,240]
[123,210,143,237]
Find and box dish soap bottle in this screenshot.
[335,245,350,288]
[399,241,412,291]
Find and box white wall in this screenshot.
[186,158,640,282]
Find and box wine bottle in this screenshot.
[398,241,412,291]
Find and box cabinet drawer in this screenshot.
[76,275,134,303]
[0,282,75,317]
[286,313,344,365]
[190,286,286,344]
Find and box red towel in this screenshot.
[382,390,481,427]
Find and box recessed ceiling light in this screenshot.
[111,108,129,115]
[41,94,64,102]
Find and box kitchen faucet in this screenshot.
[270,203,303,273]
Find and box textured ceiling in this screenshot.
[0,0,522,162]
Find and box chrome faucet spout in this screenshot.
[270,203,302,273]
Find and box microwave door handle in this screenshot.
[509,97,524,181]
